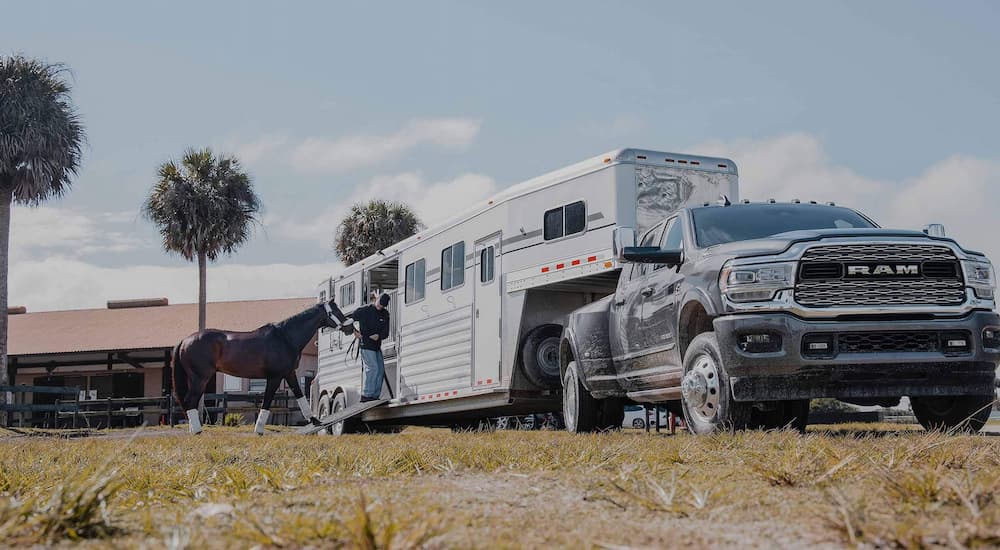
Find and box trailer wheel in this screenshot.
[520,324,563,389]
[910,394,994,433]
[680,332,751,434]
[329,392,360,435]
[316,395,333,436]
[563,361,600,433]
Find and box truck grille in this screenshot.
[795,244,965,308]
[838,332,939,353]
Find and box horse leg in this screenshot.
[181,373,211,435]
[285,371,319,425]
[254,377,282,435]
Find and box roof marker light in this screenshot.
[718,164,727,168]
[690,160,700,165]
[603,157,611,163]
[636,155,647,160]
[827,201,836,206]
[768,198,776,204]
[741,199,750,204]
[792,199,801,204]
[665,158,675,163]
[809,200,817,204]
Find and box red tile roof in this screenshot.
[8,298,317,356]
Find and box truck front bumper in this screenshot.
[713,311,1000,401]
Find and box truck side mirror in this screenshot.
[613,227,636,262]
[923,223,946,237]
[622,247,683,266]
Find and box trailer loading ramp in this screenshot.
[296,398,389,435]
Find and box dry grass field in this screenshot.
[0,423,998,549]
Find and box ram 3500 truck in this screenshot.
[560,201,999,434]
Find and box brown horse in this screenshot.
[171,299,351,434]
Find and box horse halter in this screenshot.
[324,302,350,329]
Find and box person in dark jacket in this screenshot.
[355,291,390,402]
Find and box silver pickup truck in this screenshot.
[559,201,999,434]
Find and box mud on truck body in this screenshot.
[560,201,1000,434]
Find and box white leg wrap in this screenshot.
[186,409,203,434]
[297,397,312,419]
[254,409,271,435]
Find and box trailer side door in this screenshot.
[473,233,502,387]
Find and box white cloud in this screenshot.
[692,134,1000,262]
[289,118,481,174]
[9,258,338,312]
[270,171,498,244]
[10,205,146,261]
[226,134,289,165]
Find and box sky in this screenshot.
[3,0,999,311]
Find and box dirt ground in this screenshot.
[0,423,998,548]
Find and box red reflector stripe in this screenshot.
[571,259,581,266]
[486,378,493,384]
[556,263,565,269]
[587,256,597,262]
[541,267,550,273]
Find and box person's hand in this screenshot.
[369,334,379,341]
[353,330,361,339]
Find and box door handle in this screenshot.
[641,286,654,297]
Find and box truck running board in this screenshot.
[296,399,390,435]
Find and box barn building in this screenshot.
[6,297,318,427]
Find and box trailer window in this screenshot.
[339,281,355,307]
[544,201,587,240]
[441,241,465,291]
[480,246,495,283]
[405,259,426,303]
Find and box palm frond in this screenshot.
[334,199,423,266]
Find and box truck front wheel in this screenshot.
[910,394,994,433]
[563,361,600,433]
[680,332,751,434]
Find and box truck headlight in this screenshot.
[720,261,795,303]
[962,259,995,299]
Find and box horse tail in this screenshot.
[171,342,188,408]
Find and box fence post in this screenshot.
[106,397,112,429]
[168,393,174,427]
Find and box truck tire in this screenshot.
[563,361,600,433]
[910,394,994,433]
[680,332,751,434]
[520,325,563,389]
[316,395,334,436]
[329,392,360,435]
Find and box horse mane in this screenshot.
[275,304,322,331]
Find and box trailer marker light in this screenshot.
[556,263,565,270]
[678,159,688,164]
[718,164,727,168]
[541,267,550,273]
[588,256,597,262]
[572,259,581,266]
[665,158,675,162]
[690,160,700,165]
[604,261,613,268]
[603,157,611,163]
[636,155,647,160]
[487,378,493,384]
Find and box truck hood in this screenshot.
[706,228,987,260]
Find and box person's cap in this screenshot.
[379,293,390,307]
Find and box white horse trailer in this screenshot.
[310,148,738,431]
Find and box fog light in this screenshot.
[802,334,835,358]
[941,331,971,354]
[738,333,781,353]
[983,328,1000,349]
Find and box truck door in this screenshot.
[640,216,684,376]
[473,233,502,387]
[612,224,663,379]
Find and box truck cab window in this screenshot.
[632,224,664,279]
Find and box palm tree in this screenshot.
[335,199,422,266]
[0,56,85,417]
[143,148,260,331]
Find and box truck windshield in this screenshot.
[691,204,876,247]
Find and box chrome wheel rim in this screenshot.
[682,354,721,423]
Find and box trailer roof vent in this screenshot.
[107,298,169,310]
[8,306,26,315]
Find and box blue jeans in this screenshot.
[360,349,385,399]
